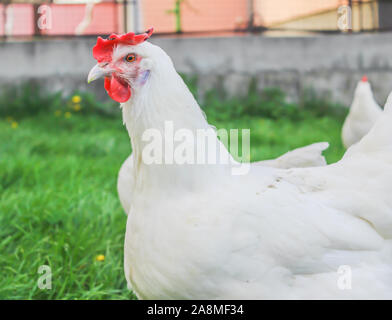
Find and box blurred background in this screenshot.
[1,0,391,299]
[2,0,391,35]
[1,0,392,103]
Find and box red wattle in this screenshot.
[361,75,368,82]
[104,75,131,103]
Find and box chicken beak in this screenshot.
[87,64,108,83]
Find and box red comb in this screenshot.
[92,27,154,63]
[361,75,368,82]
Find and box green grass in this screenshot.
[0,113,134,299]
[0,84,346,299]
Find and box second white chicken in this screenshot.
[342,76,382,148]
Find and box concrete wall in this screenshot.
[1,32,392,106]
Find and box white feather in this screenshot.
[118,142,329,215]
[111,41,392,299]
[342,79,382,148]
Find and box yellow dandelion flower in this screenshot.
[95,254,105,262]
[71,95,82,104]
[11,121,18,129]
[54,110,62,116]
[64,112,72,119]
[73,104,81,112]
[6,116,13,122]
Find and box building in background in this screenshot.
[0,0,121,36]
[0,0,390,37]
[255,0,379,32]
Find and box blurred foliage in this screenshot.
[0,82,118,120]
[0,77,348,123]
[190,77,349,122]
[0,82,62,118]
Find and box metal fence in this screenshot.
[0,0,391,38]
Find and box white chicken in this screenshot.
[342,76,383,148]
[88,29,392,299]
[118,142,329,215]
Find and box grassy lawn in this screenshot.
[0,86,346,299]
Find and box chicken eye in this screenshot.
[125,54,136,63]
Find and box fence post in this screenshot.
[348,0,352,33]
[123,0,128,32]
[3,0,10,38]
[247,0,254,31]
[33,3,41,37]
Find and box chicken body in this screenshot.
[88,37,392,299]
[118,142,329,215]
[342,78,382,148]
